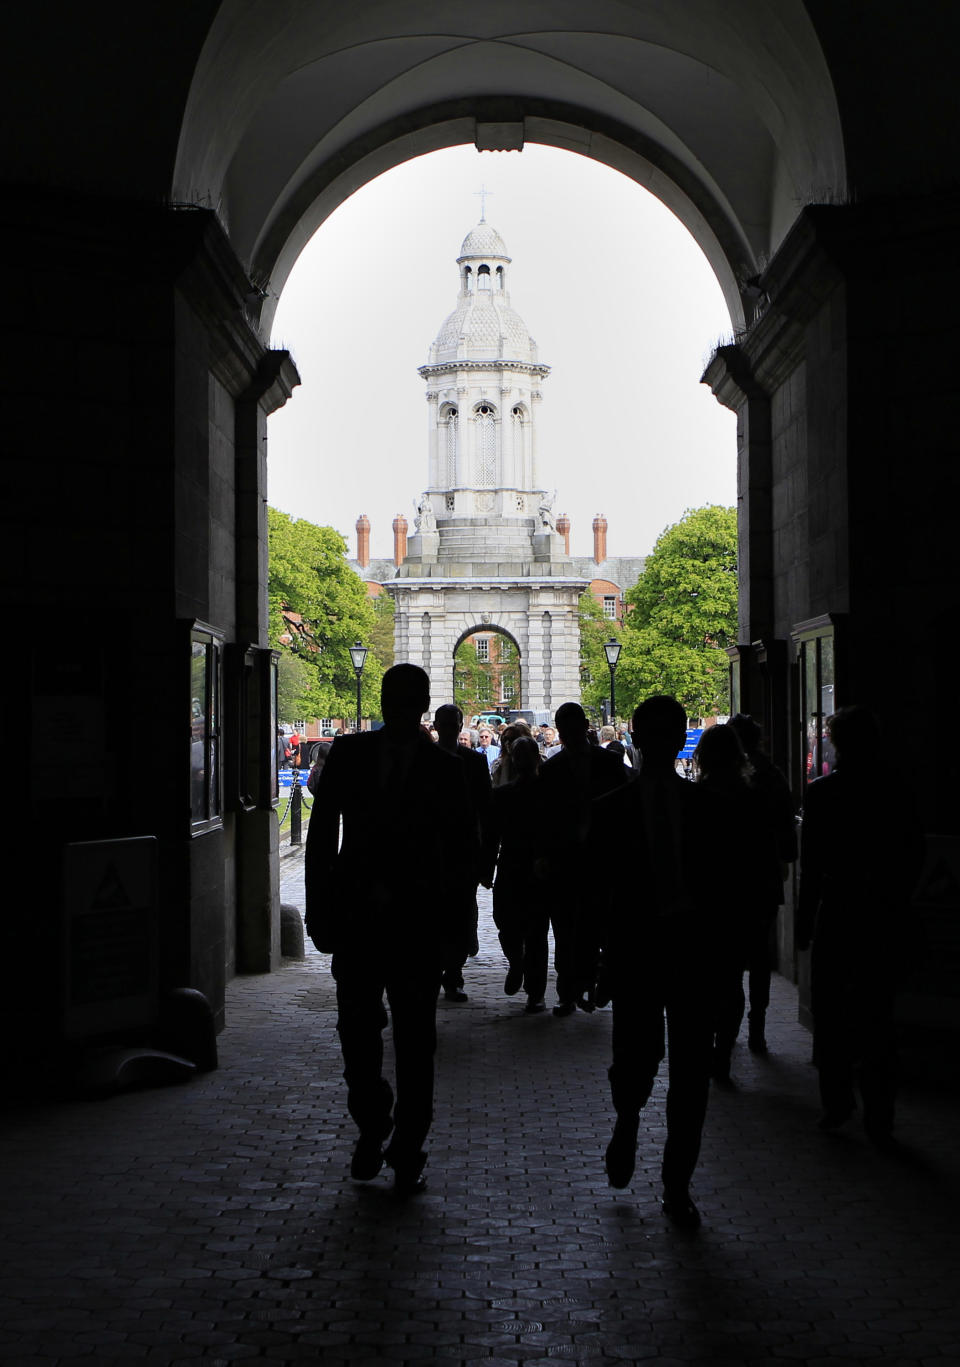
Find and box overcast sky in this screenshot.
[267,143,737,563]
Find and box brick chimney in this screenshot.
[355,513,370,568]
[592,514,608,565]
[392,513,408,567]
[556,512,570,555]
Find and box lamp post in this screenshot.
[349,640,368,733]
[603,637,622,723]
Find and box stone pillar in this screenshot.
[235,349,300,978]
[524,603,547,713]
[425,391,439,488]
[551,593,584,707]
[701,345,773,650]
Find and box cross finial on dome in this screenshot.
[473,184,493,222]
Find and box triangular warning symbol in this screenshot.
[90,863,130,910]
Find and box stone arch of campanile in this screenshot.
[450,623,524,712]
[8,1,960,1072]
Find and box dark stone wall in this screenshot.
[3,196,295,1077]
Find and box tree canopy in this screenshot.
[616,505,737,721]
[268,508,384,722]
[578,591,620,722]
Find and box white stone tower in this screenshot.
[388,219,586,713]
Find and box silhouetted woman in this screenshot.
[693,724,781,1082]
[489,736,549,1013]
[729,713,798,1052]
[490,720,533,788]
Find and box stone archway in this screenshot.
[452,623,523,716]
[389,577,583,717]
[174,2,847,340]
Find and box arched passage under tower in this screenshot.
[452,624,523,716]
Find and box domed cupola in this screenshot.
[428,221,538,365]
[417,218,552,536]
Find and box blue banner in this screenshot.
[679,728,703,759]
[279,770,309,788]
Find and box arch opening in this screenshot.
[453,625,523,717]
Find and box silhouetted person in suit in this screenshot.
[597,695,713,1228]
[434,703,495,999]
[304,664,466,1193]
[692,723,782,1083]
[729,713,798,1052]
[798,705,923,1144]
[489,736,550,1014]
[539,701,629,1015]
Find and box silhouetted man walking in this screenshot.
[598,695,714,1228]
[539,701,628,1014]
[305,664,465,1193]
[434,703,495,1000]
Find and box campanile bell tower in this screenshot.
[387,217,587,713]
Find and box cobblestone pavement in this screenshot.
[3,845,959,1365]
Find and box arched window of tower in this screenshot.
[496,266,504,291]
[478,265,491,290]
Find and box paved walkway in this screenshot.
[2,846,959,1365]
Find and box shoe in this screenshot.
[444,988,468,1003]
[504,963,523,996]
[387,1150,427,1196]
[662,1189,701,1229]
[576,995,596,1014]
[604,1117,638,1189]
[350,1135,385,1182]
[524,999,547,1015]
[553,1001,577,1017]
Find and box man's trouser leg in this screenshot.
[608,987,664,1118]
[385,962,443,1163]
[661,977,712,1194]
[493,880,524,968]
[522,895,551,1002]
[332,953,394,1141]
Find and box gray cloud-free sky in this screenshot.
[267,143,737,563]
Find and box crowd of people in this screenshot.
[303,665,923,1228]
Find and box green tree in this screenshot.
[276,650,315,723]
[368,590,395,672]
[578,591,620,722]
[268,507,384,721]
[454,639,491,715]
[617,505,737,721]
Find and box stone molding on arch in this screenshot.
[452,619,522,658]
[252,104,756,336]
[175,4,846,341]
